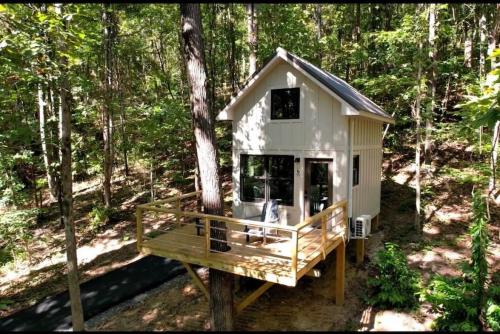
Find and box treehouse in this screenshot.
[135,47,394,313]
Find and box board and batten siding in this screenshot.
[231,60,348,225]
[351,117,383,220]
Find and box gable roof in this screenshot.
[217,47,395,124]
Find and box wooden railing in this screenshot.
[136,191,347,281]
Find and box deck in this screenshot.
[136,191,347,289]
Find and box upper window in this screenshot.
[353,155,360,186]
[271,88,300,120]
[241,154,294,206]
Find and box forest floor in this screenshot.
[1,141,499,331]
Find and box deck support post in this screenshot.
[372,214,380,232]
[335,240,345,306]
[181,262,209,300]
[235,281,274,314]
[356,239,365,264]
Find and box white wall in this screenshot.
[351,117,383,220]
[231,60,349,225]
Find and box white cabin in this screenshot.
[217,47,394,228]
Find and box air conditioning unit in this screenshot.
[350,214,371,239]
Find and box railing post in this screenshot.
[176,195,181,226]
[321,215,327,260]
[204,218,210,257]
[136,208,143,252]
[291,230,298,280]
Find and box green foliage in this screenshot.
[367,242,421,309]
[424,275,479,331]
[0,299,14,311]
[486,299,500,331]
[87,205,114,231]
[439,164,490,186]
[424,191,492,331]
[469,191,489,311]
[0,208,40,265]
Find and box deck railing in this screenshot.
[136,191,347,281]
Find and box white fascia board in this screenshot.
[353,110,396,124]
[216,55,282,121]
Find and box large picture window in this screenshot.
[241,154,294,206]
[271,88,300,120]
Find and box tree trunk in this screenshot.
[415,40,423,233]
[479,13,487,79]
[102,3,115,209]
[488,5,500,70]
[54,3,85,331]
[246,3,258,76]
[490,121,500,197]
[180,4,234,330]
[425,3,437,166]
[465,26,473,68]
[313,4,322,64]
[228,4,237,94]
[489,5,500,197]
[354,3,361,42]
[38,83,59,201]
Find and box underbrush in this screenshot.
[0,208,42,267]
[423,191,497,331]
[367,242,422,309]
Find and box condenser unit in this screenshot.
[350,214,371,239]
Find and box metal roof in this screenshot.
[281,49,392,120]
[219,48,393,123]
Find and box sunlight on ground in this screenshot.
[371,310,427,331]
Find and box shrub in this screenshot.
[486,300,500,331]
[424,275,479,331]
[367,242,421,309]
[88,205,114,231]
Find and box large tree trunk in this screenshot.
[54,3,85,331]
[180,3,234,331]
[102,3,116,209]
[38,83,59,201]
[246,3,258,76]
[425,3,437,166]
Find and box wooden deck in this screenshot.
[136,191,348,288]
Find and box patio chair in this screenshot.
[244,199,280,244]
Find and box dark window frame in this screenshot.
[353,154,360,187]
[240,154,294,206]
[270,87,300,120]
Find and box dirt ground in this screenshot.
[2,143,499,331]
